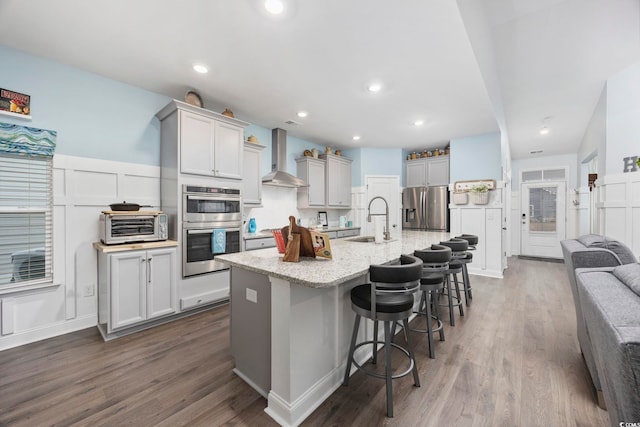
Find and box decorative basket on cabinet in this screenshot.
[469,184,490,205]
[452,192,468,205]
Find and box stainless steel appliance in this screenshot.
[183,185,241,223]
[181,185,242,277]
[402,186,449,231]
[100,211,168,245]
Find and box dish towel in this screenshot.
[212,229,226,254]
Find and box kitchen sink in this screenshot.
[345,236,396,243]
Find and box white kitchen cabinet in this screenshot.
[405,155,449,187]
[406,159,427,187]
[296,157,326,208]
[157,100,248,181]
[244,236,276,251]
[322,154,352,208]
[336,228,360,238]
[427,156,450,186]
[97,245,177,338]
[243,142,265,206]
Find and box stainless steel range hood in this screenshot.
[261,128,308,188]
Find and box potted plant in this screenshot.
[469,183,490,205]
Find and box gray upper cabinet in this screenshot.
[427,156,450,186]
[323,154,352,208]
[296,157,326,208]
[405,155,449,187]
[296,154,352,209]
[243,142,265,206]
[156,100,249,180]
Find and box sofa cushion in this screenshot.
[577,234,637,265]
[613,263,640,297]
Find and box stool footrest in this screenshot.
[351,340,416,380]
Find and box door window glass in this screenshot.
[528,187,557,232]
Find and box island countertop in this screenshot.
[216,230,449,288]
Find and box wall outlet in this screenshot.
[83,284,94,297]
[246,288,257,304]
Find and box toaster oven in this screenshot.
[100,211,168,245]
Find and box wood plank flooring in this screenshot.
[0,257,609,426]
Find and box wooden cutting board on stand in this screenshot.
[283,216,300,262]
[281,216,315,260]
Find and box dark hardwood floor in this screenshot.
[0,257,609,426]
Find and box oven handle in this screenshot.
[185,194,240,202]
[186,228,241,234]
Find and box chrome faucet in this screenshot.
[367,196,391,240]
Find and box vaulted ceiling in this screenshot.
[0,0,638,159]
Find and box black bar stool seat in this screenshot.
[439,239,469,323]
[412,245,451,359]
[455,234,479,301]
[343,254,423,418]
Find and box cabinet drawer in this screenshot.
[245,237,276,251]
[180,291,219,310]
[337,229,360,238]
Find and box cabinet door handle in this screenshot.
[147,258,152,284]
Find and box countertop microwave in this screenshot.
[100,211,168,245]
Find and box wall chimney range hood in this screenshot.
[261,128,308,188]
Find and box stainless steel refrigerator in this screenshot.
[402,186,449,231]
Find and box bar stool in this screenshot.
[439,239,468,324]
[343,254,423,417]
[412,244,451,358]
[456,234,478,301]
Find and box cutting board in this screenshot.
[281,217,315,258]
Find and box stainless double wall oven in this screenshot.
[182,185,241,277]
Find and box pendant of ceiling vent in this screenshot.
[284,120,300,125]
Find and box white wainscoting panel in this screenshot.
[0,155,160,351]
[596,172,640,258]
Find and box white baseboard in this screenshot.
[0,314,97,351]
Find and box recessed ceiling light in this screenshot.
[265,0,284,14]
[539,126,549,135]
[413,120,424,126]
[368,83,382,93]
[297,111,308,118]
[193,64,208,74]
[352,135,361,141]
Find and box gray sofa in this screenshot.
[560,234,637,407]
[577,263,640,426]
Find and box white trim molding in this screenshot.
[595,172,640,258]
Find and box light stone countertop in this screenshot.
[217,230,450,288]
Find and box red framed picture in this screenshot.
[0,88,31,116]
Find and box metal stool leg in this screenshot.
[425,289,435,358]
[343,314,361,385]
[462,263,472,301]
[453,273,464,316]
[372,320,379,364]
[384,321,393,417]
[403,318,421,387]
[432,290,445,341]
[444,275,455,326]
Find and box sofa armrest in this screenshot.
[571,248,622,269]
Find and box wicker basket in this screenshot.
[471,191,489,205]
[452,192,468,205]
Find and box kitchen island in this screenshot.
[216,230,449,426]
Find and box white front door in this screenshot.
[520,182,566,258]
[365,176,400,238]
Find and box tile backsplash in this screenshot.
[243,186,351,232]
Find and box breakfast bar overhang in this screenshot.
[217,230,449,426]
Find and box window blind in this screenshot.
[0,154,53,286]
[0,123,56,290]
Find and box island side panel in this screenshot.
[230,266,271,397]
[267,275,367,427]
